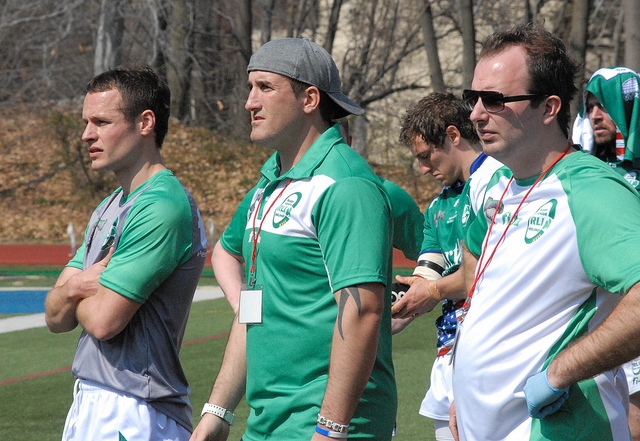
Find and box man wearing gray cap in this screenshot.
[191,38,397,441]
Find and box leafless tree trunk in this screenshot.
[147,0,168,78]
[458,0,476,88]
[523,0,532,24]
[623,0,640,72]
[567,0,590,117]
[231,0,253,134]
[612,5,623,66]
[236,0,252,64]
[165,0,195,122]
[418,0,445,92]
[94,0,125,75]
[324,0,344,53]
[258,0,275,46]
[523,0,544,24]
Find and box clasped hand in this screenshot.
[391,275,441,319]
[68,247,114,301]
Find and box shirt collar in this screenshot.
[260,124,345,182]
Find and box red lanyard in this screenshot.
[459,143,572,323]
[249,179,292,287]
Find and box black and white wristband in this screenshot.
[201,403,235,426]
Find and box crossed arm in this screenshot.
[44,248,141,340]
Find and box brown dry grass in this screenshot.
[0,104,440,244]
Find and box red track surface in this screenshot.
[0,245,415,268]
[0,244,75,266]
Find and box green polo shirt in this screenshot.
[221,124,397,440]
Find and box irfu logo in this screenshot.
[272,192,301,228]
[524,199,557,244]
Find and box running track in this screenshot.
[0,244,415,267]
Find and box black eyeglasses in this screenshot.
[462,89,547,113]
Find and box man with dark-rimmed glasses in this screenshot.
[462,90,547,114]
[449,23,640,441]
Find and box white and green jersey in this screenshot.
[220,125,397,440]
[419,154,502,420]
[454,150,640,441]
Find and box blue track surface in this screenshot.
[0,289,47,313]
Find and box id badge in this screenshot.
[239,284,263,324]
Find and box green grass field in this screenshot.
[0,268,438,440]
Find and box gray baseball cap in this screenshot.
[247,38,364,118]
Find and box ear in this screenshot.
[541,95,562,126]
[139,109,156,136]
[444,125,462,147]
[302,86,321,115]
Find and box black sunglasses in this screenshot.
[462,89,547,113]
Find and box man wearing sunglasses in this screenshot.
[450,23,640,441]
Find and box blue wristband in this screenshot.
[315,424,348,439]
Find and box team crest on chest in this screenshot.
[101,217,118,250]
[524,199,557,244]
[272,192,302,228]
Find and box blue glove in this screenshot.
[523,369,569,418]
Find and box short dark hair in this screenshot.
[399,92,480,148]
[86,66,171,148]
[479,23,579,138]
[288,78,341,124]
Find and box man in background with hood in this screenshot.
[572,66,640,441]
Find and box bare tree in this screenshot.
[0,0,631,152]
[339,0,428,156]
[324,0,344,53]
[94,0,125,75]
[567,0,590,117]
[458,0,476,88]
[419,0,445,92]
[164,0,195,122]
[623,0,640,71]
[258,0,275,46]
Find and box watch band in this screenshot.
[317,414,349,433]
[201,403,235,426]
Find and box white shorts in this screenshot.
[62,380,191,441]
[433,419,454,441]
[623,357,640,395]
[419,351,453,420]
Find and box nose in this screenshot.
[245,87,259,112]
[418,160,432,175]
[81,122,95,143]
[469,99,487,123]
[588,105,605,121]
